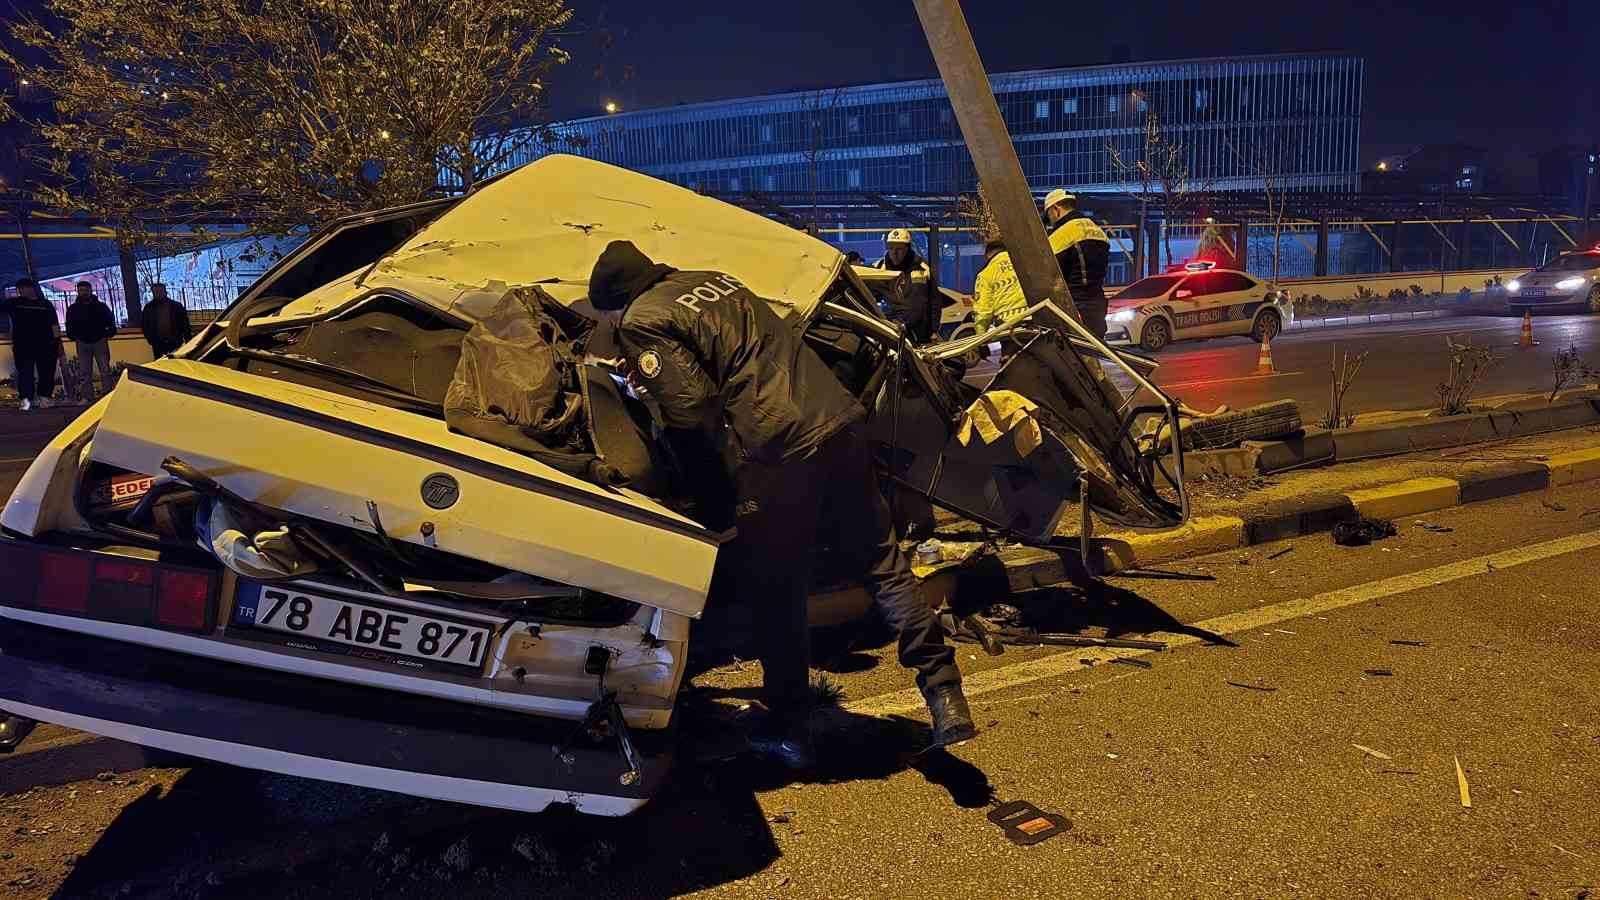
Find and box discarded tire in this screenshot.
[1183,399,1303,451]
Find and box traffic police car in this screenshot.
[1105,261,1294,352]
[1506,245,1600,315]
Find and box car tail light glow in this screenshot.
[157,570,214,632]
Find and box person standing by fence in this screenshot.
[140,283,191,358]
[3,278,62,411]
[65,280,117,402]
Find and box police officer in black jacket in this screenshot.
[587,240,974,768]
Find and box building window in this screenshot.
[938,107,952,124]
[847,168,862,188]
[759,123,773,143]
[897,111,912,129]
[1062,97,1078,115]
[847,115,861,133]
[1107,95,1119,113]
[729,176,742,192]
[762,174,777,191]
[1195,88,1209,110]
[1034,100,1050,120]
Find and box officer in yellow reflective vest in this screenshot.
[1044,188,1111,339]
[972,239,1028,333]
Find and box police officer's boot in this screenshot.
[0,715,37,753]
[745,714,817,771]
[923,683,977,747]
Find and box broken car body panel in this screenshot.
[0,154,1185,815]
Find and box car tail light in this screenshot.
[157,570,214,632]
[0,540,216,633]
[37,553,91,614]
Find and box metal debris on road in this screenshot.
[1454,755,1473,808]
[1225,681,1278,692]
[1266,547,1294,560]
[1413,521,1454,533]
[1364,668,1395,677]
[1110,657,1153,669]
[1390,639,1429,647]
[1333,518,1398,547]
[1352,743,1393,761]
[1541,499,1567,512]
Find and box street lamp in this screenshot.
[604,100,619,114]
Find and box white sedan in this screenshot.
[1106,265,1294,352]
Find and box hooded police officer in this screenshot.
[587,240,975,768]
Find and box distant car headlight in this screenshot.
[1555,276,1588,291]
[1108,309,1137,324]
[1507,279,1521,293]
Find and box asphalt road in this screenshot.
[1106,311,1600,426]
[4,452,1600,897]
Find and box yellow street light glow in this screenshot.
[380,129,391,139]
[604,100,619,114]
[1377,161,1388,171]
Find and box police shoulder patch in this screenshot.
[637,350,662,379]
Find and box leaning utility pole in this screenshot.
[910,0,1082,328]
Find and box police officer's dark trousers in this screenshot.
[1070,285,1109,340]
[734,424,960,722]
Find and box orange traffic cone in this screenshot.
[1254,336,1277,376]
[1518,310,1536,348]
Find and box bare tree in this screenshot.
[2,0,574,240]
[1107,108,1209,271]
[1225,125,1307,283]
[798,87,845,236]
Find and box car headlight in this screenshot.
[1108,309,1136,324]
[1555,276,1588,291]
[1507,279,1521,293]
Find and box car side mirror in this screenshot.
[1175,289,1194,300]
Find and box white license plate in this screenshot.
[232,582,492,670]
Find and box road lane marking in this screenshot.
[844,528,1600,718]
[1158,372,1305,390]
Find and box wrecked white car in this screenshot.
[0,156,1186,815]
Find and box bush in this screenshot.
[1353,285,1377,300]
[1409,284,1425,297]
[1387,288,1408,303]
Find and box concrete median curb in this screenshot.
[1001,446,1600,578]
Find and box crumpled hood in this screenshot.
[283,155,843,324]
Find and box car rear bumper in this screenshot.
[0,617,672,815]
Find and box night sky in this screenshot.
[550,0,1598,190]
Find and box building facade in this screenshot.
[492,52,1364,199]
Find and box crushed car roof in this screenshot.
[310,155,844,322]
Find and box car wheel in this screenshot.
[1139,317,1172,352]
[1250,309,1282,343]
[1587,287,1600,315]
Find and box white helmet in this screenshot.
[1043,188,1075,210]
[885,228,913,245]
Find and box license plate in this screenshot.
[1523,288,1547,297]
[231,582,492,671]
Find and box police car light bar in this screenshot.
[1183,259,1218,271]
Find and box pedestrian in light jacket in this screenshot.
[64,281,118,401]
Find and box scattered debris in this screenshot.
[1581,508,1600,519]
[1275,629,1296,635]
[987,800,1072,846]
[1413,520,1454,534]
[1364,668,1395,677]
[1266,547,1294,560]
[441,837,472,873]
[1551,843,1589,863]
[1352,743,1392,761]
[512,834,559,871]
[1454,755,1472,808]
[1225,681,1277,692]
[1110,657,1152,669]
[1390,639,1429,647]
[810,674,845,708]
[1333,518,1397,547]
[1541,499,1568,512]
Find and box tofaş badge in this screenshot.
[87,471,156,511]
